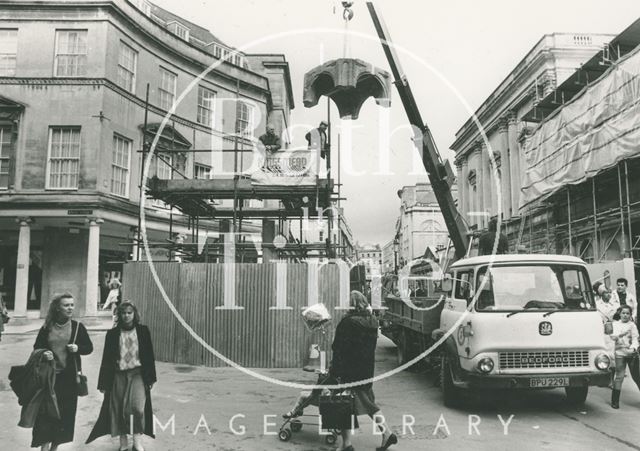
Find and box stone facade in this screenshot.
[0,0,293,317]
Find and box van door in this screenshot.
[441,268,473,331]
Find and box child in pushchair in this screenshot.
[278,303,341,443]
[278,371,343,445]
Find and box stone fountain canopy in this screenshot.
[303,58,392,119]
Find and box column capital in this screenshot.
[497,118,509,134]
[16,217,33,226]
[473,140,486,152]
[506,111,518,125]
[86,217,104,226]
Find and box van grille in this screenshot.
[499,351,590,369]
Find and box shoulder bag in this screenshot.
[72,322,89,396]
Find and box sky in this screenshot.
[152,0,640,246]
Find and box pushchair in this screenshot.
[279,303,343,444]
[278,372,344,445]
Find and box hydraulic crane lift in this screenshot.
[366,2,469,260]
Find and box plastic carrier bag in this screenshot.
[302,303,331,331]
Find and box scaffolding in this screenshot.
[504,157,640,264]
[132,84,346,263]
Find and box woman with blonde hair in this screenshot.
[330,290,397,451]
[32,293,93,450]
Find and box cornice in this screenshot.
[450,50,557,152]
[0,0,272,96]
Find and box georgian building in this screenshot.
[395,183,451,267]
[0,0,293,318]
[451,18,640,299]
[450,33,612,237]
[355,243,382,281]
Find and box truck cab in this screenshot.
[438,254,612,406]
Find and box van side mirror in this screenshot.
[441,275,453,293]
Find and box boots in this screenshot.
[611,389,620,409]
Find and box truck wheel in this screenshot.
[441,354,462,408]
[565,386,588,405]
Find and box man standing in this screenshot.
[305,120,329,160]
[611,277,637,320]
[258,124,282,154]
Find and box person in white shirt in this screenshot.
[595,285,620,323]
[609,305,639,409]
[610,277,637,320]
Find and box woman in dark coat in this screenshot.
[330,290,397,451]
[32,293,93,450]
[87,301,156,451]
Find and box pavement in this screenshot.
[1,325,640,450]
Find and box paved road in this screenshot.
[1,330,639,450]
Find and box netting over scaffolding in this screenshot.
[521,43,640,208]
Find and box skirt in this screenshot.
[109,367,147,436]
[353,386,380,416]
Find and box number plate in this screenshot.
[529,377,570,388]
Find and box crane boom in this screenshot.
[366,2,469,259]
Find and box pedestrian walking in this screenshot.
[329,290,397,451]
[610,305,639,408]
[87,301,157,451]
[102,278,122,327]
[31,293,93,450]
[0,294,9,341]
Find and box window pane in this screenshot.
[117,42,137,92]
[0,29,17,76]
[55,30,88,76]
[48,127,80,188]
[111,135,130,196]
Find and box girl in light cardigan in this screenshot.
[610,305,639,408]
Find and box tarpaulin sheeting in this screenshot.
[249,148,322,186]
[520,44,640,208]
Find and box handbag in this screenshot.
[319,390,356,430]
[72,322,89,397]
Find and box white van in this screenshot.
[438,254,612,406]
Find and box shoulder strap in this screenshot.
[72,320,79,344]
[72,321,82,375]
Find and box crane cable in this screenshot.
[341,1,354,57]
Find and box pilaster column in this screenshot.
[13,217,32,316]
[455,162,464,215]
[462,159,470,223]
[479,141,490,228]
[507,112,520,214]
[498,119,512,219]
[470,147,482,227]
[85,218,103,317]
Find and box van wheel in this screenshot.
[565,386,588,405]
[441,354,463,408]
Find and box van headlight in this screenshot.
[595,353,610,371]
[477,357,494,373]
